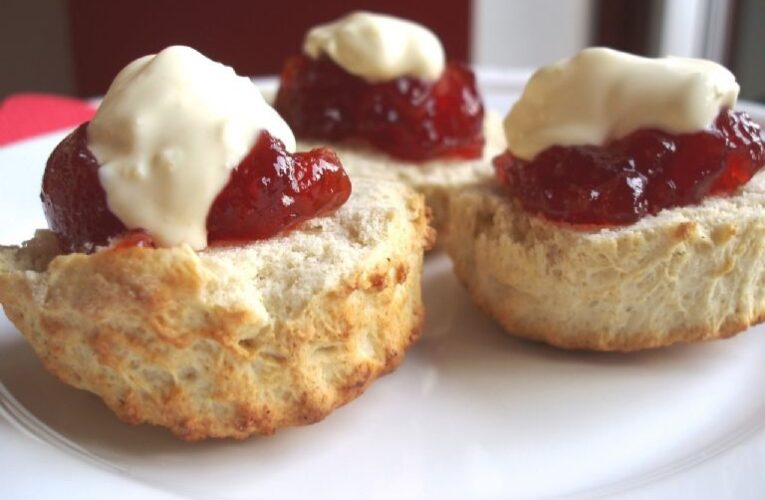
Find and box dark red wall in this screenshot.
[67,0,471,97]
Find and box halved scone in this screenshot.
[0,177,434,439]
[444,173,765,351]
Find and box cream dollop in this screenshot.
[504,47,740,161]
[303,11,445,82]
[88,45,295,250]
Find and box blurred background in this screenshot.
[1,0,763,101]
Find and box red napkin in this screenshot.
[0,93,96,147]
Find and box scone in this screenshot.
[274,11,502,235]
[0,46,434,439]
[0,177,432,439]
[446,174,765,351]
[445,48,765,351]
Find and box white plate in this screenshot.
[2,74,765,500]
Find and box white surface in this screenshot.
[1,75,765,500]
[658,0,734,63]
[659,0,708,58]
[471,0,593,68]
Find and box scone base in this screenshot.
[0,180,434,439]
[445,177,765,352]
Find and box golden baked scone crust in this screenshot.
[0,178,434,439]
[444,172,765,351]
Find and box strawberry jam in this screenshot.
[493,109,765,225]
[206,131,350,243]
[41,124,351,251]
[275,55,485,161]
[112,230,156,250]
[42,124,125,250]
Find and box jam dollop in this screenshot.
[493,109,765,225]
[206,131,350,243]
[275,55,485,161]
[41,124,351,251]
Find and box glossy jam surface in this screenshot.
[42,124,351,251]
[206,131,350,244]
[275,55,484,161]
[42,124,127,250]
[493,110,765,225]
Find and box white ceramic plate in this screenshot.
[2,75,765,500]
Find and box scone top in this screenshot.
[504,47,739,161]
[275,12,485,161]
[303,11,445,82]
[492,47,764,226]
[88,46,296,250]
[42,46,352,252]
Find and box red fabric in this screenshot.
[0,93,96,146]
